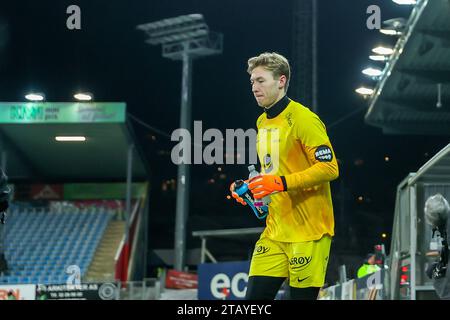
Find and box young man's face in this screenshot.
[250,66,286,108]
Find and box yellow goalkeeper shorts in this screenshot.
[248,235,331,288]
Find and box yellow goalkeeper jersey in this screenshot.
[256,96,339,242]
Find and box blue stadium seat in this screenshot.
[20,277,31,283]
[30,276,40,284]
[7,276,20,284]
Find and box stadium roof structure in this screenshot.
[0,102,149,181]
[365,0,450,135]
[408,142,450,185]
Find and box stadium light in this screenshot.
[25,93,45,101]
[380,29,401,36]
[137,14,208,45]
[381,18,406,36]
[372,46,394,55]
[74,92,93,101]
[55,136,86,142]
[369,55,388,62]
[383,18,407,29]
[362,67,383,77]
[392,0,417,5]
[355,87,374,96]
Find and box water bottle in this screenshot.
[247,165,271,208]
[233,179,268,220]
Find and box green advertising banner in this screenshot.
[0,102,126,124]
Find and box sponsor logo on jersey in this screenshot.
[254,245,270,256]
[314,145,333,162]
[289,256,313,269]
[285,112,293,127]
[297,276,310,283]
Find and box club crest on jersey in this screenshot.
[263,154,273,173]
[315,145,333,162]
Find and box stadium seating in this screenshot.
[0,204,113,285]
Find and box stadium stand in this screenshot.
[0,204,113,285]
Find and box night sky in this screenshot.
[1,0,449,279]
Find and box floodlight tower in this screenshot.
[137,14,223,271]
[292,0,318,113]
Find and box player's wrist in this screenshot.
[279,176,287,191]
[284,173,304,191]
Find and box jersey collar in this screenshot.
[264,95,290,119]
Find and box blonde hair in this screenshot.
[247,52,291,92]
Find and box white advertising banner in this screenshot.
[341,279,355,300]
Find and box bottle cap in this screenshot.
[234,180,244,188]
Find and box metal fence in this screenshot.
[116,278,161,300]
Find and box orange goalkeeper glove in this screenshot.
[248,175,287,200]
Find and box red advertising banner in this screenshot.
[165,269,198,289]
[31,184,63,200]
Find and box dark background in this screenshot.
[0,0,448,282]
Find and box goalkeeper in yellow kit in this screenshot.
[230,52,339,300]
